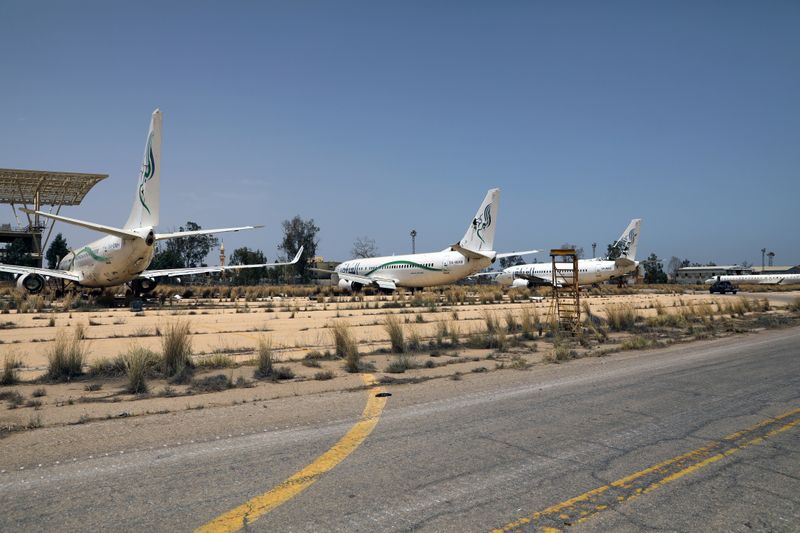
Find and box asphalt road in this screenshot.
[2,328,799,532]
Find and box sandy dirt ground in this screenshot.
[0,288,797,433]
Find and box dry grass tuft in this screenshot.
[46,325,88,381]
[254,335,275,379]
[384,314,405,353]
[605,304,638,332]
[1,351,21,385]
[125,347,158,394]
[161,321,193,377]
[330,321,360,373]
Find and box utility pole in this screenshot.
[410,229,417,254]
[761,248,766,272]
[767,251,775,267]
[592,242,597,259]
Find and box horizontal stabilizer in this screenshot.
[451,243,494,260]
[615,257,635,268]
[155,225,264,241]
[20,209,141,239]
[496,249,539,259]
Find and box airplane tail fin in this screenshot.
[124,109,162,229]
[458,188,499,252]
[614,218,641,260]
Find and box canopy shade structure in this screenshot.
[0,168,107,265]
[0,168,107,206]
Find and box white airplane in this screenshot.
[705,273,800,285]
[494,218,642,288]
[316,188,536,293]
[0,109,302,296]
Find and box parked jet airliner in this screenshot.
[315,189,536,293]
[0,109,301,296]
[705,273,800,285]
[494,219,642,287]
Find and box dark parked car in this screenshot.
[709,280,737,295]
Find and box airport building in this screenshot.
[750,265,800,275]
[674,265,752,284]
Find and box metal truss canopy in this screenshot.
[0,168,107,206]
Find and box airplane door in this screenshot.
[442,259,449,273]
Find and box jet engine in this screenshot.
[17,273,45,294]
[511,278,532,289]
[131,277,158,295]
[338,279,362,292]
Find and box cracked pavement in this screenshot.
[2,327,799,532]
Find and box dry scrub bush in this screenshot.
[1,351,21,385]
[46,324,88,381]
[330,321,360,373]
[605,304,638,332]
[161,321,193,377]
[125,347,159,394]
[196,354,236,369]
[621,336,652,351]
[254,335,274,379]
[385,353,416,373]
[383,314,405,353]
[504,310,518,333]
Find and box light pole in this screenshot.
[761,248,766,272]
[410,229,417,254]
[767,251,775,267]
[592,242,597,259]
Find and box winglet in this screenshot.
[290,246,304,264]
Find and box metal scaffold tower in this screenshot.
[549,248,581,334]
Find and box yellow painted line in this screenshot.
[195,374,388,533]
[491,406,800,532]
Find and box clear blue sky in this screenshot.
[1,1,798,266]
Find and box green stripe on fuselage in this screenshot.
[364,260,443,276]
[74,246,108,262]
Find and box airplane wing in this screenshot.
[0,263,81,282]
[310,268,398,291]
[468,271,502,278]
[513,272,554,286]
[19,209,141,240]
[154,226,263,240]
[495,249,539,259]
[141,247,303,279]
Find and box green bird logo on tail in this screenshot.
[138,133,155,214]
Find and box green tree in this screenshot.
[278,216,317,282]
[149,244,185,270]
[643,253,668,284]
[3,239,37,267]
[46,233,70,269]
[230,247,267,286]
[499,255,525,269]
[161,221,219,267]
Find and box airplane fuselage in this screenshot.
[497,259,637,287]
[57,230,155,288]
[706,274,800,286]
[335,250,494,289]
